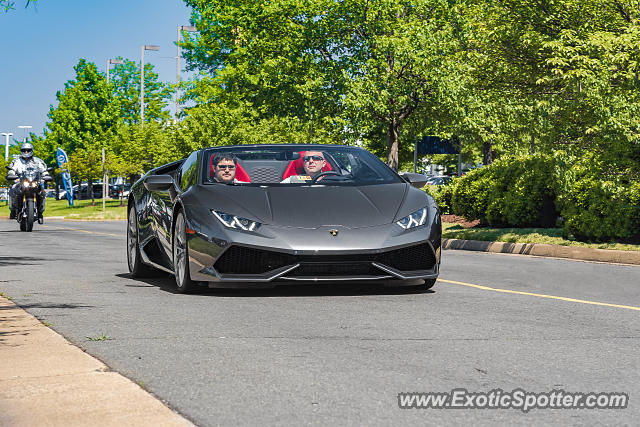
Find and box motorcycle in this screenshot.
[6,165,53,232]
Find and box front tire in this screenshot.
[173,211,196,293]
[127,206,154,278]
[26,199,34,232]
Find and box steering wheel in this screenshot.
[311,171,342,183]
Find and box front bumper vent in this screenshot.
[213,243,437,276]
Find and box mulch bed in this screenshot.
[441,214,480,229]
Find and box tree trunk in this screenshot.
[89,180,95,206]
[530,134,535,154]
[386,121,399,171]
[482,140,493,165]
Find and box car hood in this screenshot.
[187,183,412,228]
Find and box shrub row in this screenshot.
[430,154,640,242]
[557,177,640,243]
[450,154,560,228]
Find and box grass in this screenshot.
[86,333,112,341]
[0,198,127,220]
[443,222,640,252]
[0,292,12,301]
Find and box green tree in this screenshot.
[109,58,173,124]
[182,0,472,169]
[67,149,102,205]
[1,0,35,12]
[469,0,640,178]
[43,59,122,164]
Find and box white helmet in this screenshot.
[20,142,34,160]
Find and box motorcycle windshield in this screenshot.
[22,167,40,181]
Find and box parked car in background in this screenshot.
[425,176,453,186]
[112,183,131,198]
[57,183,119,200]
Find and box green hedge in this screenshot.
[423,182,456,214]
[557,178,640,243]
[451,154,560,227]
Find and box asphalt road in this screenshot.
[1,219,639,426]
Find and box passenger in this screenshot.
[212,153,247,183]
[281,151,327,183]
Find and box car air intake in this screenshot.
[213,243,436,275]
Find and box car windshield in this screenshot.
[202,146,403,186]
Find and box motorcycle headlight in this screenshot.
[31,182,38,187]
[212,210,261,232]
[22,181,29,188]
[396,207,428,230]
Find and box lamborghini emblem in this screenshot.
[329,229,339,237]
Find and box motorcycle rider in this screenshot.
[7,142,50,222]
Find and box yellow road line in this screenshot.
[439,278,640,311]
[40,225,120,237]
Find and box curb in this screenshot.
[443,238,640,266]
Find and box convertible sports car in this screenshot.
[126,144,442,293]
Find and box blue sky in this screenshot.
[0,0,195,145]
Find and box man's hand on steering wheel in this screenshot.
[311,171,342,183]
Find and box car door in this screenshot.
[154,151,199,264]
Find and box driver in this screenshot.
[7,142,50,222]
[281,151,327,183]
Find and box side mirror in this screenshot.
[400,172,428,189]
[144,175,175,192]
[47,167,54,172]
[43,175,53,182]
[6,172,18,180]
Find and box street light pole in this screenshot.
[104,58,123,212]
[176,25,197,120]
[17,125,32,143]
[140,45,159,127]
[106,58,123,84]
[1,132,13,161]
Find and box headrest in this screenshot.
[281,151,332,180]
[209,155,251,182]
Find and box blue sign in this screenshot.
[417,136,460,155]
[56,148,74,206]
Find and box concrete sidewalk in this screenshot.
[0,297,193,427]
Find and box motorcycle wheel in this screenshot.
[26,199,34,232]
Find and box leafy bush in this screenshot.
[451,154,560,227]
[423,181,457,214]
[558,177,640,242]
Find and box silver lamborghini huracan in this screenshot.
[126,145,441,293]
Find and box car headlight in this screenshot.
[212,210,261,232]
[396,207,428,230]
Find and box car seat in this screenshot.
[281,151,332,180]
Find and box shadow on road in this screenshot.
[115,273,436,297]
[0,256,46,267]
[0,302,95,310]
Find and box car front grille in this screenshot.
[213,243,436,276]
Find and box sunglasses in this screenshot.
[303,155,324,162]
[21,149,33,153]
[217,164,235,170]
